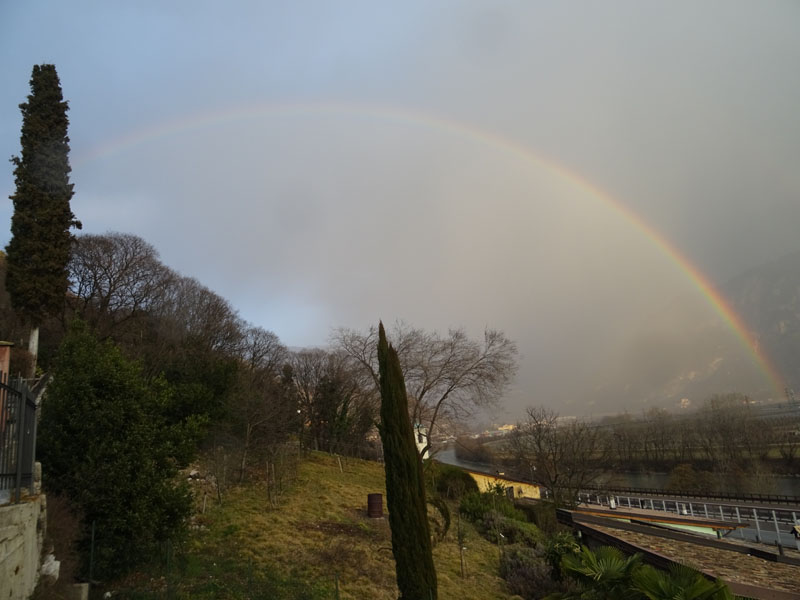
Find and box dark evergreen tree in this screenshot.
[6,64,81,361]
[38,321,193,578]
[377,322,437,599]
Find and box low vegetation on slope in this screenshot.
[102,452,512,599]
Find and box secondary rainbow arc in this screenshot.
[73,101,787,398]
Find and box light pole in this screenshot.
[297,408,303,454]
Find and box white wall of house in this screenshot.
[414,423,429,460]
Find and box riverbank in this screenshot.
[435,444,800,497]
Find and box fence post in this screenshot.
[753,508,761,543]
[735,506,744,539]
[29,388,38,493]
[89,520,96,590]
[772,510,782,547]
[247,557,253,596]
[0,374,6,499]
[165,538,173,600]
[14,383,25,503]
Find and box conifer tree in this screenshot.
[378,322,437,599]
[38,321,192,577]
[5,64,81,364]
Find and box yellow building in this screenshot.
[464,469,541,500]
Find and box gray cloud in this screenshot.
[2,1,798,418]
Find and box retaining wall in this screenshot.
[0,495,46,600]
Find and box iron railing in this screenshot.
[0,371,37,503]
[577,490,800,549]
[581,484,800,506]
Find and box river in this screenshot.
[433,445,800,497]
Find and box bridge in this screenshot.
[434,449,800,549]
[575,488,800,549]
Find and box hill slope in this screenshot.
[107,452,512,599]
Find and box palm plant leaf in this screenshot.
[633,563,732,600]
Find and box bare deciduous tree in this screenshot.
[775,423,800,469]
[695,393,770,470]
[169,276,244,353]
[510,406,606,507]
[68,232,175,337]
[642,407,672,464]
[240,325,287,372]
[290,348,328,449]
[290,348,377,455]
[332,322,517,455]
[232,362,296,482]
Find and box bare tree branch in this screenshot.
[332,322,517,456]
[510,406,607,507]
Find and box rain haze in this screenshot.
[2,1,799,421]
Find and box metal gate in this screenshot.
[0,372,37,504]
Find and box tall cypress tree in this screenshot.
[5,64,81,362]
[378,322,437,599]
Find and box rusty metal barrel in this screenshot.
[367,493,383,518]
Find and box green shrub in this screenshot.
[516,500,559,534]
[478,511,542,546]
[559,545,642,599]
[429,462,479,499]
[543,531,580,580]
[459,488,526,523]
[39,321,194,578]
[500,546,576,599]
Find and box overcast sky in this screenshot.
[2,1,799,419]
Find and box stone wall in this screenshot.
[0,495,46,600]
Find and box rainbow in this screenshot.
[73,102,787,397]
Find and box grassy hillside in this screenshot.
[106,452,513,599]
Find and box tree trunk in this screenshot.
[27,326,39,377]
[239,424,252,483]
